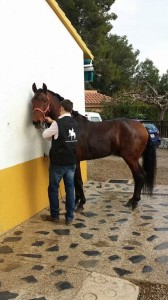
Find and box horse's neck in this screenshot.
[76,116,89,128]
[49,93,61,119]
[72,112,87,123]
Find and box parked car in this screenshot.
[143,122,161,147]
[135,120,161,147]
[85,112,102,122]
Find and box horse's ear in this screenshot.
[32,83,38,94]
[43,83,47,94]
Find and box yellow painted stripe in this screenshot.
[46,0,94,60]
[0,158,87,235]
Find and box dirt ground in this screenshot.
[87,148,168,300]
[87,148,168,186]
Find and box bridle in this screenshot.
[33,94,50,118]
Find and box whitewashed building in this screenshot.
[0,0,93,234]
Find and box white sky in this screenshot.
[111,0,168,75]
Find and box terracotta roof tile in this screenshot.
[85,90,111,105]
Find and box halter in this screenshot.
[33,94,50,118]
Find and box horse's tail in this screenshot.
[142,137,157,195]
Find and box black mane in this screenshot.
[35,88,64,102]
[48,90,64,102]
[72,110,87,120]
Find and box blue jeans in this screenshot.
[48,164,76,220]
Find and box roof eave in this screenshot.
[46,0,94,60]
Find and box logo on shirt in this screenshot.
[68,128,76,140]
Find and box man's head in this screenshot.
[60,99,73,114]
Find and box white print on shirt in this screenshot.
[68,128,76,140]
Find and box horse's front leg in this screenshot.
[125,161,145,210]
[74,162,86,212]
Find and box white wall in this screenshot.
[0,0,85,170]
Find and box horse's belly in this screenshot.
[77,142,119,161]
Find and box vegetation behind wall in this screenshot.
[101,101,168,121]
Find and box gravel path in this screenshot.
[87,148,168,185]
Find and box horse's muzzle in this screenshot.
[33,120,43,129]
[32,120,49,129]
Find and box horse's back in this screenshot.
[77,118,148,161]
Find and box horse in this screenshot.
[31,83,157,210]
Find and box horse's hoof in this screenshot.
[132,202,139,210]
[75,206,84,212]
[125,199,133,207]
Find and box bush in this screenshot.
[101,101,167,121]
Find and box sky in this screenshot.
[111,0,168,75]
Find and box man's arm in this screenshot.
[42,118,58,140]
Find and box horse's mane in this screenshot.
[48,90,64,102]
[35,88,64,102]
[72,110,87,120]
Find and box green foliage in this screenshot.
[135,59,168,98]
[135,59,160,93]
[56,0,168,118]
[101,100,162,121]
[56,0,139,95]
[94,35,139,94]
[56,0,116,59]
[158,70,168,95]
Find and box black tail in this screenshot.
[142,137,157,194]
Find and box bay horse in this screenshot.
[31,83,156,210]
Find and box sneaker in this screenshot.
[65,219,73,225]
[46,215,59,223]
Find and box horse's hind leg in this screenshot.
[74,163,86,212]
[124,159,146,210]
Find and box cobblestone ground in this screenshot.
[0,149,167,300]
[0,181,168,300]
[87,148,168,300]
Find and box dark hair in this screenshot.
[61,99,73,113]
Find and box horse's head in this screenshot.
[31,83,51,129]
[31,83,64,129]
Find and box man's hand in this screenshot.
[45,116,54,123]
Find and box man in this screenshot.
[42,100,78,225]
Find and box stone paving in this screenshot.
[0,180,168,299]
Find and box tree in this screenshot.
[56,0,116,59]
[133,81,168,121]
[135,59,160,93]
[159,70,168,95]
[56,0,139,95]
[93,34,139,95]
[132,61,168,120]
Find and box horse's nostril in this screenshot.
[33,120,40,127]
[32,120,44,129]
[33,121,38,126]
